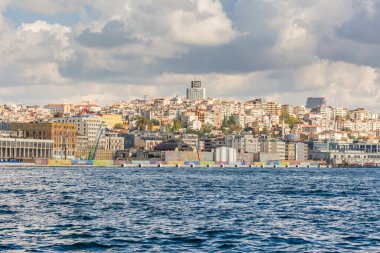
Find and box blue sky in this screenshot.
[0,0,380,110]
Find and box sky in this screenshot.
[0,0,380,110]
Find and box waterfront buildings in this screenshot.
[202,137,225,151]
[285,142,308,161]
[3,88,380,166]
[259,139,286,161]
[0,137,53,161]
[11,122,77,159]
[225,134,260,153]
[215,147,237,164]
[308,140,380,165]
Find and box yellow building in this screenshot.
[11,122,77,159]
[99,114,124,129]
[151,125,161,131]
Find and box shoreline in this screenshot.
[0,164,354,169]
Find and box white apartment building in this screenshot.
[332,107,348,118]
[55,116,103,145]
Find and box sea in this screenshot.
[0,167,379,252]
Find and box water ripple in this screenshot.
[0,167,379,252]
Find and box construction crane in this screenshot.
[88,124,106,160]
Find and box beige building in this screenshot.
[45,104,72,115]
[11,122,77,159]
[285,142,308,161]
[266,102,282,116]
[54,116,102,146]
[260,140,286,160]
[74,132,124,160]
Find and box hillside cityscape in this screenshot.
[1,81,380,167]
[2,1,380,252]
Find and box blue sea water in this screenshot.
[0,167,379,252]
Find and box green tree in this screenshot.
[170,119,183,132]
[222,116,237,128]
[202,123,213,134]
[113,123,124,129]
[260,126,270,135]
[186,129,204,137]
[53,112,63,118]
[281,113,300,128]
[229,123,242,133]
[222,116,242,134]
[134,115,149,131]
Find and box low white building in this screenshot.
[215,147,237,164]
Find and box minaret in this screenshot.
[333,107,337,140]
[282,115,285,139]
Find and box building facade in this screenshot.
[11,122,77,159]
[0,137,53,161]
[226,134,260,153]
[260,140,286,160]
[285,142,308,161]
[45,104,72,115]
[186,81,206,100]
[54,116,102,146]
[215,147,237,163]
[74,132,124,160]
[306,97,326,109]
[99,114,124,129]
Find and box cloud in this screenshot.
[1,0,380,111]
[77,20,138,48]
[0,20,72,87]
[166,0,237,46]
[337,0,380,44]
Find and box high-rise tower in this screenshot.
[306,97,326,109]
[186,81,206,100]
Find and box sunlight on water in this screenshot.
[0,167,379,252]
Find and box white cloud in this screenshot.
[167,0,237,45]
[77,0,237,47]
[0,0,380,111]
[0,20,72,87]
[295,61,377,91]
